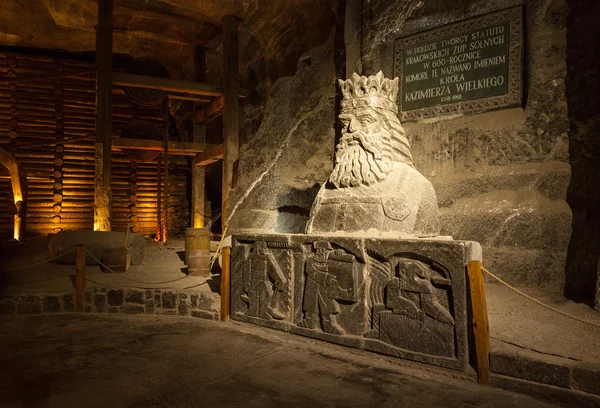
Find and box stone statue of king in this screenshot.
[306,71,440,237]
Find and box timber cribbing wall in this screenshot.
[0,50,188,238]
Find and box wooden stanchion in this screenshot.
[75,244,86,312]
[220,246,231,321]
[467,260,491,385]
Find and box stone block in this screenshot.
[94,293,107,313]
[17,301,41,314]
[145,299,155,314]
[0,300,16,315]
[490,352,571,388]
[62,293,74,312]
[42,296,60,313]
[162,291,177,309]
[107,289,124,306]
[178,296,190,316]
[48,230,146,265]
[125,289,145,304]
[230,233,474,372]
[196,293,220,313]
[573,364,600,396]
[122,304,145,314]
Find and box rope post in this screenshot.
[467,260,491,385]
[75,245,86,312]
[220,246,231,321]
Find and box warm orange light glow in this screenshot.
[13,215,21,241]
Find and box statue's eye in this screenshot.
[358,116,373,124]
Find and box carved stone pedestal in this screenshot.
[231,233,481,372]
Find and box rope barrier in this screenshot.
[1,248,76,271]
[83,248,204,286]
[482,267,600,329]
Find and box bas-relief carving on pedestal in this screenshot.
[231,234,470,371]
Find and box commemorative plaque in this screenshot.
[394,6,523,121]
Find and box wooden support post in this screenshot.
[221,15,240,231]
[220,246,231,321]
[192,46,207,229]
[162,100,169,244]
[192,157,206,228]
[75,245,86,312]
[467,260,491,385]
[93,0,113,231]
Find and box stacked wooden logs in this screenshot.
[0,51,189,238]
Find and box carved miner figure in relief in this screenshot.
[306,71,440,237]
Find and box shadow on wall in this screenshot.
[275,184,321,233]
[564,0,600,304]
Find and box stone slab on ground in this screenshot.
[48,230,146,265]
[231,233,481,372]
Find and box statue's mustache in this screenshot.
[338,132,383,160]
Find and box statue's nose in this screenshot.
[348,117,360,133]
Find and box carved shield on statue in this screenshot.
[382,197,411,221]
[326,253,358,302]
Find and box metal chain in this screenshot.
[483,267,600,329]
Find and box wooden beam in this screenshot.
[192,95,225,124]
[194,144,224,166]
[112,72,222,97]
[222,15,240,231]
[111,138,212,156]
[93,0,113,232]
[169,94,212,103]
[220,246,231,321]
[162,100,169,244]
[467,260,491,385]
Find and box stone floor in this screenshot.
[487,282,600,364]
[0,314,565,408]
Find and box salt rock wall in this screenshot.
[368,0,570,289]
[227,36,336,233]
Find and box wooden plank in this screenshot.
[467,260,491,385]
[111,137,211,156]
[222,15,240,231]
[112,72,222,97]
[220,246,231,321]
[192,95,225,124]
[194,143,224,166]
[162,100,169,244]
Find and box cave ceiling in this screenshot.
[0,0,335,79]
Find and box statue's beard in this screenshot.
[329,131,393,188]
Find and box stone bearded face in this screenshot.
[329,106,394,188]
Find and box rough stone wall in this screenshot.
[227,34,337,233]
[363,0,571,289]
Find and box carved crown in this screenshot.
[338,71,399,113]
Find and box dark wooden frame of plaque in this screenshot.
[393,6,523,122]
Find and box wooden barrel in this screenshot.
[185,227,210,276]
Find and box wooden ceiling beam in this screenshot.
[112,72,222,97]
[194,143,224,166]
[112,137,213,156]
[192,95,224,123]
